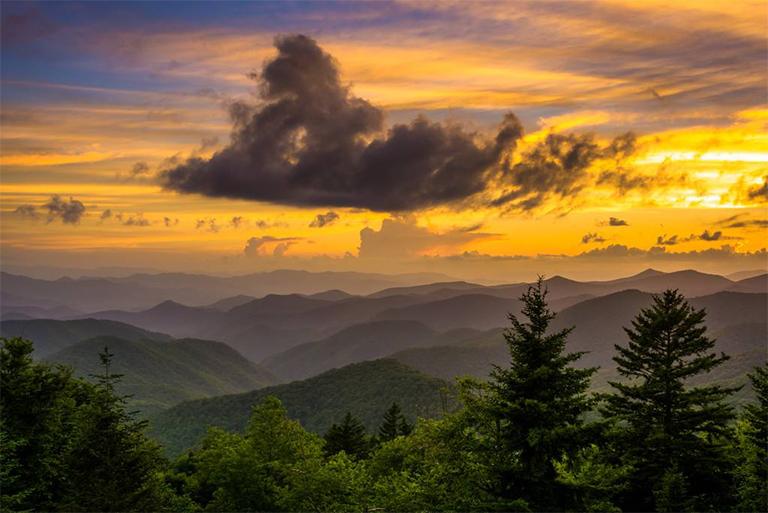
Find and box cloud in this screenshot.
[656,234,679,246]
[243,236,302,258]
[43,195,86,224]
[163,217,179,227]
[159,34,524,212]
[608,217,628,226]
[117,161,151,181]
[358,216,500,258]
[14,204,39,220]
[309,211,339,228]
[492,131,637,211]
[657,230,742,245]
[123,214,151,227]
[195,218,220,232]
[748,175,767,201]
[230,216,246,229]
[581,232,607,244]
[714,213,767,229]
[100,209,112,222]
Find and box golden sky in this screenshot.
[1,1,766,280]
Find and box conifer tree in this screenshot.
[323,412,370,459]
[61,345,170,511]
[461,277,597,510]
[378,402,412,442]
[734,364,767,512]
[602,289,739,512]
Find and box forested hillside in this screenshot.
[149,358,452,456]
[47,336,279,416]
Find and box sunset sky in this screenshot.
[1,1,766,281]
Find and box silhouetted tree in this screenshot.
[602,289,739,512]
[461,276,598,510]
[324,412,370,459]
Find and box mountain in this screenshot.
[227,294,331,318]
[306,289,358,301]
[262,320,439,381]
[389,292,767,381]
[47,336,279,417]
[726,269,768,281]
[374,294,520,331]
[0,270,457,313]
[0,304,83,320]
[0,318,172,357]
[367,281,483,298]
[204,295,257,311]
[727,274,767,293]
[84,301,225,338]
[148,359,451,456]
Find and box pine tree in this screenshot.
[734,364,767,512]
[378,402,412,442]
[60,345,170,511]
[601,289,739,512]
[323,412,370,459]
[461,277,597,510]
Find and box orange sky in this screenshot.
[1,1,766,280]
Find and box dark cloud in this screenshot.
[1,8,56,49]
[43,195,86,224]
[100,209,112,222]
[608,217,628,226]
[243,236,302,258]
[163,217,179,227]
[581,232,607,244]
[199,136,219,152]
[159,34,524,212]
[714,213,768,229]
[656,234,679,246]
[230,216,246,229]
[493,131,637,211]
[309,211,339,228]
[117,162,151,181]
[14,204,39,220]
[699,230,722,242]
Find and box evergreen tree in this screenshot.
[60,345,172,511]
[601,289,739,512]
[378,402,412,442]
[734,364,767,512]
[461,276,598,510]
[324,411,370,459]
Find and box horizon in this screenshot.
[1,1,767,281]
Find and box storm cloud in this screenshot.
[159,34,524,212]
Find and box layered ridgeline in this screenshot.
[149,359,452,456]
[388,291,768,405]
[0,318,172,357]
[46,336,279,417]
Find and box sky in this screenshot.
[1,0,766,282]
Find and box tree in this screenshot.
[324,411,370,459]
[734,364,768,512]
[60,345,174,511]
[0,337,82,510]
[378,402,413,442]
[461,277,598,510]
[601,289,739,512]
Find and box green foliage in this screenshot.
[324,412,370,459]
[601,289,740,511]
[733,364,768,512]
[0,337,186,512]
[460,277,598,510]
[150,359,454,456]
